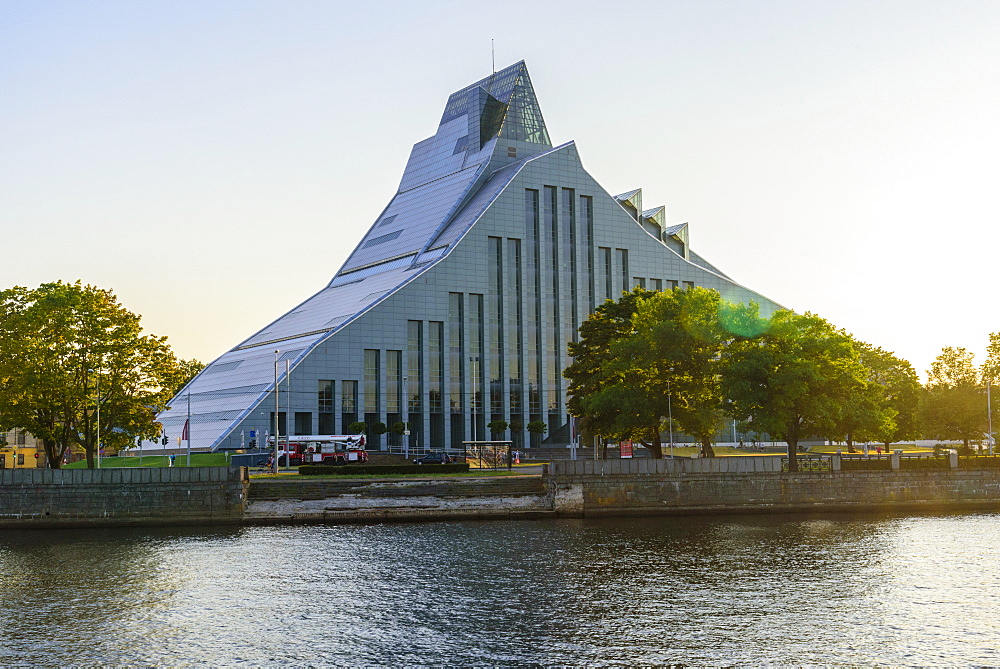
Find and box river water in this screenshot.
[1,512,998,665]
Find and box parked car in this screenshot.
[413,452,453,465]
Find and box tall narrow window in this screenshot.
[318,380,334,412]
[449,293,465,447]
[363,350,380,448]
[386,350,402,446]
[407,321,423,449]
[525,189,542,416]
[385,350,402,414]
[651,278,663,291]
[448,293,464,414]
[318,379,334,435]
[544,185,560,411]
[488,236,504,417]
[341,380,357,413]
[469,294,485,440]
[600,247,612,302]
[407,322,422,412]
[429,322,443,413]
[341,379,358,434]
[616,248,630,294]
[429,321,444,445]
[507,238,523,415]
[581,195,595,314]
[363,350,379,414]
[562,188,578,342]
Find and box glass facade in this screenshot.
[154,60,782,456]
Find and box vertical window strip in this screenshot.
[507,237,523,413]
[488,236,504,415]
[407,321,422,412]
[448,293,464,414]
[363,350,379,413]
[563,188,578,343]
[470,294,485,439]
[526,189,542,414]
[545,185,560,411]
[385,350,401,413]
[582,196,595,313]
[429,321,444,413]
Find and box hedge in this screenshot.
[298,463,471,476]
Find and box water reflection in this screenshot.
[1,513,998,665]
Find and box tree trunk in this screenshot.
[786,422,799,472]
[43,438,62,469]
[700,437,716,458]
[85,448,95,469]
[647,430,663,459]
[601,440,608,460]
[846,433,857,453]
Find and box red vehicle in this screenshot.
[267,435,368,466]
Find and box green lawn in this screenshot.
[63,452,231,468]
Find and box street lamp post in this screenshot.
[667,373,674,459]
[989,379,994,456]
[403,376,409,459]
[273,350,280,474]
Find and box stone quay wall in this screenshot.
[0,466,248,528]
[548,457,1000,517]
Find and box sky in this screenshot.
[3,0,999,379]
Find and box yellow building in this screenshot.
[0,428,46,468]
[0,445,43,468]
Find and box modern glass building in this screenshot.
[152,61,782,453]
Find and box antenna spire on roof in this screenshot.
[492,39,495,74]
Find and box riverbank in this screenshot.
[4,457,1000,528]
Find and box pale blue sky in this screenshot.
[3,0,999,377]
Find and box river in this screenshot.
[1,512,998,665]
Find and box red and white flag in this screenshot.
[181,419,190,441]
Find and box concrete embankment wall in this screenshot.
[0,466,248,528]
[548,457,1000,516]
[245,476,551,524]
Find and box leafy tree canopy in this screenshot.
[722,310,867,470]
[0,281,186,468]
[922,347,984,447]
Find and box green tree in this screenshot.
[564,288,654,451]
[623,287,767,457]
[487,419,509,438]
[722,310,867,471]
[828,341,910,452]
[169,358,206,397]
[922,347,984,449]
[982,332,1000,445]
[0,281,184,468]
[347,421,368,435]
[526,419,547,447]
[863,344,921,449]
